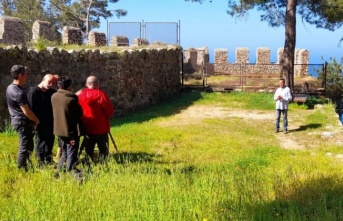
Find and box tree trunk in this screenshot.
[281,0,297,93]
[85,0,93,37]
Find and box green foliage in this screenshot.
[3,120,15,136]
[305,95,323,108]
[31,38,60,51]
[0,0,127,38]
[49,0,127,36]
[324,57,343,101]
[198,92,275,110]
[0,0,47,40]
[226,0,343,29]
[315,57,343,102]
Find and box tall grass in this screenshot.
[1,92,343,220]
[3,119,16,136]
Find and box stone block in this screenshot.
[111,36,129,46]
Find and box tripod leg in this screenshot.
[77,136,92,171]
[109,132,119,153]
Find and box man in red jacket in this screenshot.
[77,76,114,162]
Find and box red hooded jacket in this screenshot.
[78,88,114,135]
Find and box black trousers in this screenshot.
[57,136,80,171]
[82,133,109,161]
[35,130,55,163]
[12,119,34,170]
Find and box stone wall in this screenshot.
[0,46,181,130]
[278,48,310,77]
[184,47,310,77]
[0,17,157,48]
[0,17,25,45]
[32,20,58,42]
[256,48,270,64]
[133,38,149,47]
[214,49,228,64]
[235,48,250,64]
[111,36,129,46]
[183,47,209,73]
[88,31,106,47]
[62,26,83,45]
[0,17,106,46]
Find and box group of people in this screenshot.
[6,65,114,172]
[6,64,291,172]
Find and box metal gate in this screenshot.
[107,20,180,45]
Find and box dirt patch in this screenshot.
[275,132,305,150]
[163,105,272,121]
[157,105,309,150]
[157,104,343,151]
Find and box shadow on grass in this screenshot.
[250,175,343,220]
[291,123,322,132]
[110,91,203,127]
[109,152,198,176]
[110,151,159,164]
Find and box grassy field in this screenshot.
[1,91,343,220]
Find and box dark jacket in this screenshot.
[51,89,83,138]
[27,86,55,133]
[78,88,114,135]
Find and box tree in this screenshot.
[0,0,48,40]
[0,0,127,39]
[186,0,343,92]
[50,0,127,37]
[320,57,343,103]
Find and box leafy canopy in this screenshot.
[225,0,343,30]
[0,0,127,37]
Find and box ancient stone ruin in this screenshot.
[111,36,129,46]
[0,17,25,45]
[62,26,83,45]
[32,20,60,42]
[0,46,181,130]
[88,31,107,47]
[133,38,149,47]
[0,16,152,48]
[184,47,310,77]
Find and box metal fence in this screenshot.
[107,22,141,45]
[107,21,180,46]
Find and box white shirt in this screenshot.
[274,86,292,110]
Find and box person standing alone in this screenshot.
[274,78,292,134]
[77,76,114,163]
[27,73,57,166]
[6,65,40,171]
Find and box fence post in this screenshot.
[240,64,244,91]
[324,61,327,93]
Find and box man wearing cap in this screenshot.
[27,73,57,166]
[77,76,114,162]
[6,65,40,171]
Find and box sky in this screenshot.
[94,0,343,64]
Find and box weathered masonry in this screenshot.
[0,46,182,130]
[183,47,309,77]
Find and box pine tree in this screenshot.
[186,0,343,92]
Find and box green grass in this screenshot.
[1,92,343,220]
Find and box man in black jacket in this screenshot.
[28,73,57,166]
[6,65,40,171]
[51,76,83,173]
